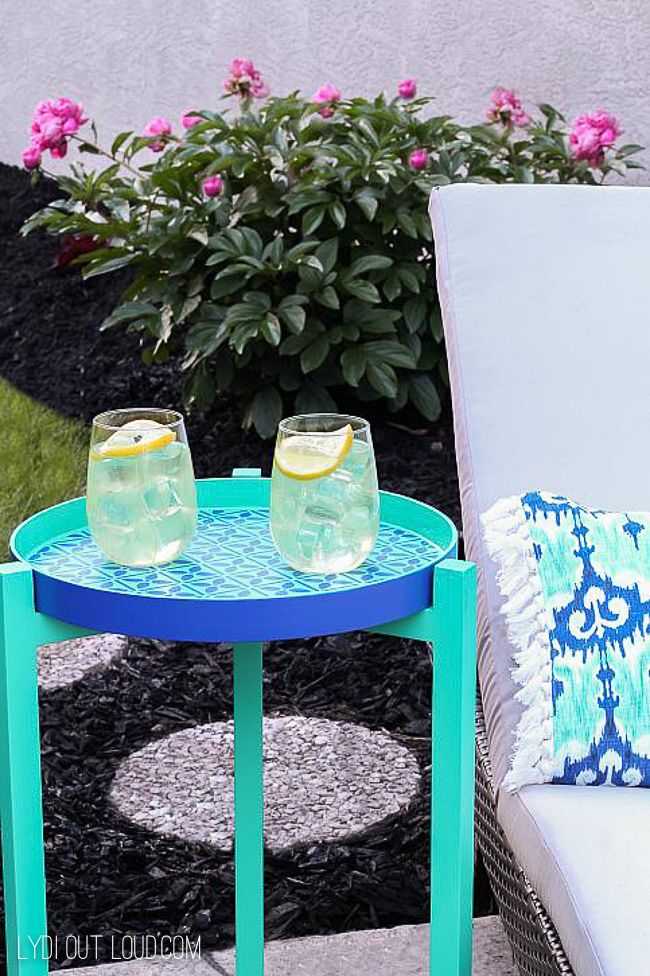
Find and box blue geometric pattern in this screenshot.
[26,506,441,603]
[523,491,650,788]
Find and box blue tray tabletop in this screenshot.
[11,478,456,642]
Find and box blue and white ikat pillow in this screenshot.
[482,491,650,791]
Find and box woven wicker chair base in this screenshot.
[475,692,575,976]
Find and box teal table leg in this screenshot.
[0,565,49,976]
[233,641,265,976]
[430,559,477,976]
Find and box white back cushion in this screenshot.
[430,184,650,789]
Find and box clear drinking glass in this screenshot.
[270,413,380,573]
[87,408,198,567]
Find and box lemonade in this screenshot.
[270,415,379,573]
[87,412,197,567]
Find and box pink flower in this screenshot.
[408,147,429,171]
[222,57,269,100]
[22,144,42,170]
[181,112,203,128]
[569,110,621,167]
[486,87,531,128]
[312,83,341,118]
[249,78,270,99]
[203,174,224,197]
[142,116,172,152]
[27,96,87,163]
[398,78,417,99]
[230,57,256,79]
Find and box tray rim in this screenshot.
[12,477,457,567]
[9,477,458,642]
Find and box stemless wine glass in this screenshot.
[270,413,380,573]
[87,408,198,567]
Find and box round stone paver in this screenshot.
[38,634,127,691]
[109,716,421,854]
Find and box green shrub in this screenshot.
[23,86,642,436]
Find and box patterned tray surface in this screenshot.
[27,506,442,602]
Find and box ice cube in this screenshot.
[294,506,338,559]
[317,465,351,504]
[151,505,196,553]
[143,478,183,518]
[94,489,142,529]
[98,456,141,491]
[151,440,185,479]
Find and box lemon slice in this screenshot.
[274,424,353,480]
[92,419,176,460]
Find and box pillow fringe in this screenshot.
[481,496,554,791]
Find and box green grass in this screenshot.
[0,379,88,559]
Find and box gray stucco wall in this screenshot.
[3,0,648,180]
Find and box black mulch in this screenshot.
[0,163,494,968]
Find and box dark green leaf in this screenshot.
[341,322,360,341]
[397,267,420,292]
[295,382,337,414]
[353,188,379,221]
[279,304,306,334]
[210,272,250,299]
[403,332,422,362]
[302,205,326,236]
[396,210,418,238]
[349,254,393,277]
[178,294,202,323]
[383,272,402,301]
[430,305,444,341]
[357,118,379,145]
[285,240,320,261]
[404,295,427,332]
[243,291,271,310]
[328,201,346,229]
[232,320,261,354]
[169,253,196,276]
[366,361,398,398]
[297,265,323,292]
[408,372,442,421]
[328,326,343,344]
[185,363,216,410]
[83,253,137,278]
[315,286,340,310]
[343,279,381,303]
[300,336,330,373]
[363,341,417,368]
[186,319,228,356]
[340,348,366,386]
[264,234,284,264]
[251,386,283,438]
[279,293,310,308]
[240,227,264,256]
[314,238,339,275]
[280,332,315,355]
[111,131,133,156]
[301,256,324,272]
[100,301,158,330]
[261,312,282,346]
[236,184,260,212]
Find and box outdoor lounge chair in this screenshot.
[430,184,650,976]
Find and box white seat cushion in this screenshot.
[498,786,650,976]
[430,183,650,975]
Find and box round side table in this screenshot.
[0,471,476,976]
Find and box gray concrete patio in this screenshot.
[72,917,517,975]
